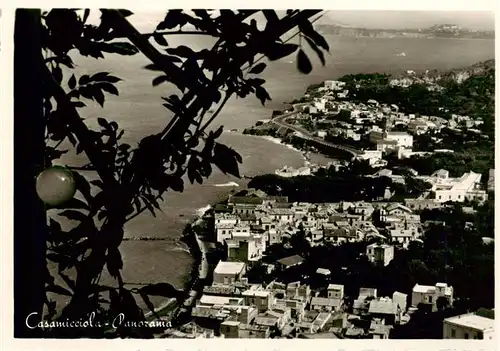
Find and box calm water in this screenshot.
[55,35,494,292]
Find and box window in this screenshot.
[451,329,456,338]
[428,296,433,303]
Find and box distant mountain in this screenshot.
[315,23,495,39]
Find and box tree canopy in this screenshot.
[15,8,331,338]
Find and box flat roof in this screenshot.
[242,290,270,298]
[214,261,245,275]
[199,295,243,306]
[328,284,344,290]
[221,320,241,326]
[444,314,495,332]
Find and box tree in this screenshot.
[15,8,331,337]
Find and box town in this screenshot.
[163,65,495,339]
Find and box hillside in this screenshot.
[315,24,495,40]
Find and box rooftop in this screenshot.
[199,295,244,306]
[277,254,304,267]
[444,314,495,332]
[328,284,344,290]
[368,299,399,315]
[214,261,246,275]
[310,297,342,308]
[242,290,270,298]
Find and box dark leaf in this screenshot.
[90,179,104,189]
[139,282,180,297]
[141,196,156,217]
[100,82,119,96]
[169,176,184,192]
[52,65,63,84]
[82,9,91,23]
[153,33,168,46]
[212,143,242,178]
[68,74,76,89]
[248,62,267,74]
[73,171,93,202]
[139,291,158,318]
[79,74,90,85]
[143,63,164,72]
[152,75,170,87]
[165,45,195,58]
[93,87,105,107]
[58,210,88,222]
[102,75,122,83]
[266,43,298,61]
[157,10,187,30]
[97,117,109,128]
[299,20,330,51]
[304,36,325,66]
[247,78,265,86]
[99,42,138,56]
[46,284,73,297]
[106,248,123,278]
[118,9,134,17]
[59,272,76,291]
[255,86,272,106]
[71,101,86,108]
[90,72,112,82]
[49,218,62,233]
[97,210,107,221]
[212,125,224,139]
[297,49,312,74]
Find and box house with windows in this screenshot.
[366,243,394,267]
[213,261,246,285]
[411,282,454,312]
[430,171,488,204]
[443,313,495,340]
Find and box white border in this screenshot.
[1,1,499,351]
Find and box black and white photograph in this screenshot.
[6,4,496,344]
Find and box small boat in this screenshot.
[396,52,406,57]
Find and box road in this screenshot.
[271,104,363,157]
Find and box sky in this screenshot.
[319,10,495,30]
[85,10,495,33]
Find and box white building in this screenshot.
[215,223,250,243]
[324,80,346,91]
[385,131,413,148]
[213,261,246,285]
[411,282,454,312]
[357,150,383,165]
[366,243,394,267]
[443,313,495,340]
[327,284,344,300]
[433,171,488,203]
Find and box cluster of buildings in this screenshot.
[369,168,489,204]
[214,189,439,264]
[174,252,493,340]
[293,79,486,163]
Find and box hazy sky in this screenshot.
[319,10,495,30]
[88,10,495,33]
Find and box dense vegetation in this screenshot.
[338,61,495,138]
[248,161,432,203]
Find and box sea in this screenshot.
[54,34,494,301]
